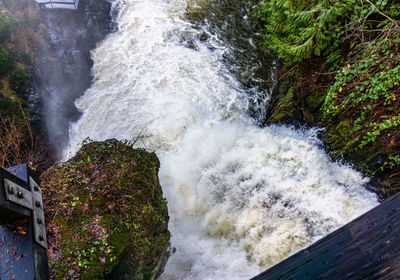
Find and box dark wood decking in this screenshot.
[251,193,400,280]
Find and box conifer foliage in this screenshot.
[254,0,388,64]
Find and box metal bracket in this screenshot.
[30,177,47,249]
[3,177,47,249]
[4,179,33,210]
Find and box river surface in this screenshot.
[64,0,378,278]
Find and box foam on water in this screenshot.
[64,0,378,278]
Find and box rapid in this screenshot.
[64,0,379,279]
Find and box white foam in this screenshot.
[64,0,378,278]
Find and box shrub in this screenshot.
[0,7,17,42]
[9,67,28,91]
[321,35,400,173]
[0,45,14,76]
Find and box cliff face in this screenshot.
[0,0,54,171]
[36,0,113,148]
[41,140,170,279]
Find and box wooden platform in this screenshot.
[35,0,79,10]
[251,193,400,280]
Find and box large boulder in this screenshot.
[41,140,170,279]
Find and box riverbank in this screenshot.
[251,0,400,198]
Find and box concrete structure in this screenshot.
[35,0,79,10]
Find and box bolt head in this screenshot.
[17,191,23,198]
[39,235,44,241]
[7,186,14,194]
[36,201,41,208]
[34,185,39,191]
[37,218,42,224]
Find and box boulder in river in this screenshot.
[41,139,170,279]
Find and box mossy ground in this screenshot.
[41,140,170,280]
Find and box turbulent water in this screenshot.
[64,0,379,278]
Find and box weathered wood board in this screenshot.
[251,193,400,280]
[0,221,34,280]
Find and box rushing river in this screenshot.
[64,0,378,278]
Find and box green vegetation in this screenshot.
[41,140,170,280]
[251,0,400,194]
[0,5,16,41]
[252,0,398,65]
[0,0,53,171]
[321,36,400,179]
[0,45,13,76]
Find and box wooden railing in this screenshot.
[0,165,49,280]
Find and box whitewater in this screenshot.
[64,0,379,279]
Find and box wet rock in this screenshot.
[41,140,170,279]
[265,86,302,125]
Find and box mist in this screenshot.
[33,0,113,151]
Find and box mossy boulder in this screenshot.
[41,140,170,280]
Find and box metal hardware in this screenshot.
[4,179,33,210]
[30,177,47,249]
[1,165,49,279]
[7,186,15,194]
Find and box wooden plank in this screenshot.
[6,165,28,182]
[0,221,35,280]
[251,193,400,280]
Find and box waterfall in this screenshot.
[64,0,378,278]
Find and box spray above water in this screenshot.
[65,0,378,278]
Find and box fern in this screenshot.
[254,0,385,64]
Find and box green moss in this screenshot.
[325,120,359,156]
[267,87,302,125]
[41,140,170,280]
[306,94,324,113]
